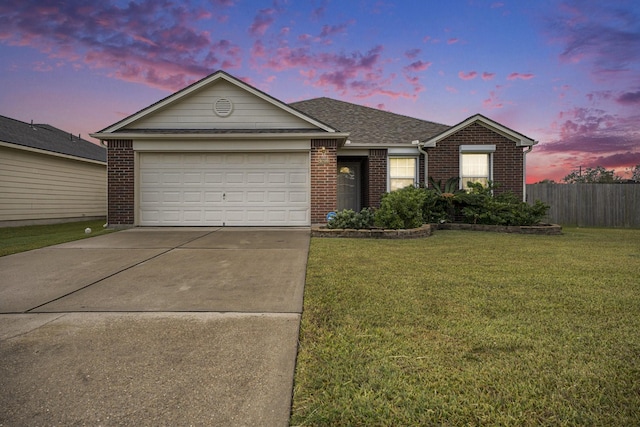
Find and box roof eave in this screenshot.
[421,114,536,147]
[90,131,350,141]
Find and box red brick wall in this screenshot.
[367,149,387,208]
[107,139,134,225]
[311,139,338,224]
[426,122,524,198]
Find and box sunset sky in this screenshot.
[1,0,638,182]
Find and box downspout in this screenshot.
[522,143,535,202]
[415,140,428,187]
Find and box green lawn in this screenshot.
[0,219,115,256]
[292,228,640,426]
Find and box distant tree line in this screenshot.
[535,164,640,184]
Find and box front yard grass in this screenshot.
[0,219,114,257]
[292,228,640,426]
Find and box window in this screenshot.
[459,145,495,190]
[389,157,417,191]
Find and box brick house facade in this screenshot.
[94,71,536,227]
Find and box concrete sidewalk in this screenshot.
[0,227,310,426]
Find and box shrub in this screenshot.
[459,182,550,226]
[375,186,426,229]
[422,189,449,223]
[326,208,375,229]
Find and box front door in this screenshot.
[337,162,361,211]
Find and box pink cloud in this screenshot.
[405,48,421,59]
[249,8,277,37]
[446,86,458,94]
[422,35,431,43]
[483,93,503,109]
[0,0,244,91]
[458,71,478,80]
[447,38,459,45]
[481,72,495,81]
[539,108,640,173]
[507,72,535,80]
[404,60,432,72]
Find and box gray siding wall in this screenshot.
[0,145,106,224]
[527,183,640,228]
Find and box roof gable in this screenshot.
[97,71,336,134]
[291,97,449,146]
[423,114,537,147]
[0,115,106,162]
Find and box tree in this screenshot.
[562,166,622,183]
[628,164,640,182]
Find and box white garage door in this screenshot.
[139,152,309,226]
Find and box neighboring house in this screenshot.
[0,115,107,226]
[92,70,536,227]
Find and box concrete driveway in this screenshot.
[0,227,310,426]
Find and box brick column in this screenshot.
[368,149,387,208]
[107,139,135,225]
[310,139,338,224]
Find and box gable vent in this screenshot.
[213,97,233,117]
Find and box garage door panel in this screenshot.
[247,173,265,183]
[139,152,309,226]
[183,210,204,223]
[204,191,224,203]
[290,191,308,203]
[226,173,244,184]
[183,192,202,203]
[162,192,182,203]
[162,173,182,185]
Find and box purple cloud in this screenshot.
[319,21,353,38]
[540,108,639,160]
[404,48,421,59]
[0,0,241,91]
[458,71,478,80]
[548,2,640,76]
[507,72,535,80]
[249,8,277,37]
[404,60,432,72]
[482,72,495,81]
[617,91,640,105]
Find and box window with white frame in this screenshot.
[460,145,495,190]
[389,157,417,191]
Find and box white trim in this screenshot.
[97,71,338,134]
[388,147,421,155]
[459,151,493,190]
[423,114,536,147]
[0,140,106,165]
[132,139,310,152]
[92,131,349,141]
[459,144,496,152]
[387,155,419,192]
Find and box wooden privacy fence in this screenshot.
[526,183,640,228]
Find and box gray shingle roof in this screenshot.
[290,97,450,146]
[0,115,106,162]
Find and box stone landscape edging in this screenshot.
[311,223,562,238]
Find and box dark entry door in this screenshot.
[337,162,361,211]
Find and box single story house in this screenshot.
[0,115,107,226]
[92,70,536,227]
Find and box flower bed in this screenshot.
[311,223,562,238]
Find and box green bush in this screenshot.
[375,186,426,229]
[459,182,550,226]
[326,208,375,229]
